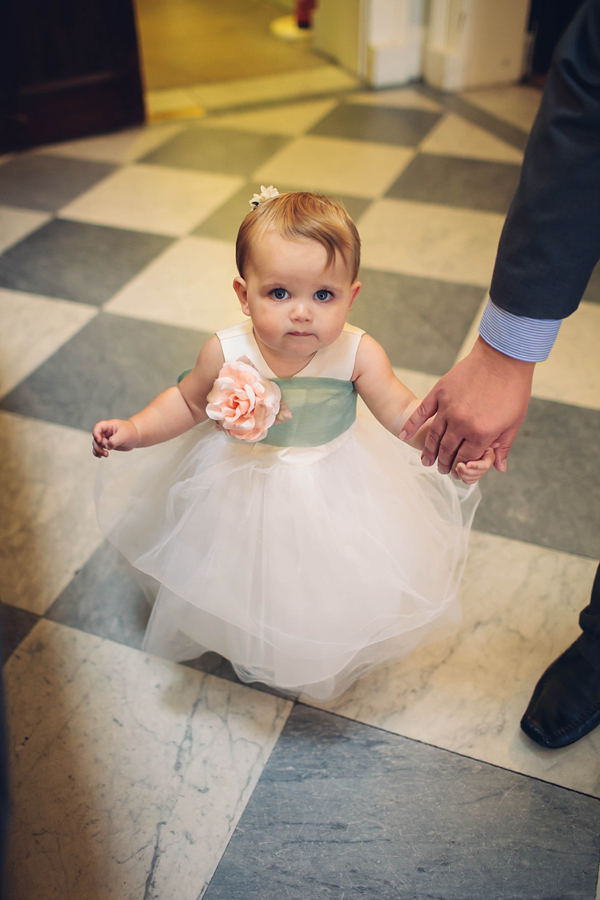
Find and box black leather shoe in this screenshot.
[520,639,600,748]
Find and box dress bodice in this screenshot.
[217,320,364,380]
[216,322,365,447]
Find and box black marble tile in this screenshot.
[0,312,209,431]
[386,153,522,213]
[308,103,442,147]
[204,704,600,900]
[349,268,485,374]
[475,397,600,559]
[140,127,289,177]
[0,603,39,663]
[334,194,373,225]
[0,219,173,305]
[45,541,149,649]
[583,260,600,305]
[194,181,295,243]
[416,83,531,150]
[0,154,116,212]
[193,181,372,243]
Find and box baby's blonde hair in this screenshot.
[236,192,361,282]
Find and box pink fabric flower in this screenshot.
[206,358,291,442]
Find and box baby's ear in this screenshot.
[349,281,361,308]
[233,276,250,315]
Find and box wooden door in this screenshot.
[0,0,145,153]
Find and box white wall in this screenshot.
[313,0,364,77]
[313,0,426,87]
[365,0,427,86]
[312,0,530,90]
[424,0,531,90]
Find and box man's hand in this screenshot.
[400,337,535,474]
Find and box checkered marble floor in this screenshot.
[1,76,599,899]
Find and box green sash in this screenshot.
[178,371,357,447]
[263,377,357,447]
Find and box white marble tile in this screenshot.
[306,532,600,795]
[0,205,51,253]
[359,198,505,286]
[455,296,600,411]
[188,66,359,111]
[461,85,542,132]
[34,123,189,164]
[531,301,600,411]
[4,620,292,900]
[198,98,339,136]
[60,164,244,237]
[347,87,442,112]
[105,235,243,333]
[253,136,415,199]
[0,412,103,614]
[0,289,97,397]
[420,112,524,163]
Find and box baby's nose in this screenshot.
[291,301,311,320]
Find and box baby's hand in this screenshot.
[454,448,495,485]
[92,419,139,457]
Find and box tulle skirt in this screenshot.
[95,412,480,699]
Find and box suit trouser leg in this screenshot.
[578,563,600,665]
[520,562,600,747]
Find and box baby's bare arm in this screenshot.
[352,335,426,447]
[353,336,494,484]
[92,336,224,456]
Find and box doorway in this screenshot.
[134,0,324,92]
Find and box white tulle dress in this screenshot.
[95,321,480,700]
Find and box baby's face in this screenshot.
[233,230,361,368]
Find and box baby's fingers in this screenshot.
[455,448,495,484]
[92,437,109,458]
[92,420,118,457]
[455,462,479,484]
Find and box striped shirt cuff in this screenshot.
[478,297,562,362]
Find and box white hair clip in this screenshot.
[250,185,279,209]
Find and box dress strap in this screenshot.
[217,322,271,374]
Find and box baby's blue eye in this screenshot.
[315,290,332,302]
[271,288,289,300]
